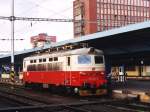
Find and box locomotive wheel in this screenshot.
[50,86,57,93]
[24,82,31,88]
[66,87,74,95]
[96,89,107,96]
[57,86,66,94]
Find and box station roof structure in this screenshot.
[0,20,150,60]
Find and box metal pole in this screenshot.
[10,0,15,84]
[11,0,14,71]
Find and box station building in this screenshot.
[31,33,56,48]
[73,0,150,37]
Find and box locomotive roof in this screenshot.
[24,47,103,60]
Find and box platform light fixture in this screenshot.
[141,60,144,65]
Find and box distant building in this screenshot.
[31,33,56,48]
[73,0,150,38]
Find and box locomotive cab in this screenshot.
[72,54,107,96]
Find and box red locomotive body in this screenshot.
[23,47,107,96]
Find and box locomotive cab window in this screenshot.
[78,55,91,64]
[94,56,103,64]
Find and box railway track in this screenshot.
[0,84,150,112]
[0,83,108,103]
[0,99,150,112]
[0,88,51,106]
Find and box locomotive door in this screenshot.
[65,56,71,85]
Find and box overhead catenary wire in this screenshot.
[12,0,73,34]
[14,6,73,34]
[0,38,24,40]
[24,0,72,18]
[16,0,49,16]
[0,38,24,53]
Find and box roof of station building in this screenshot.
[0,20,150,59]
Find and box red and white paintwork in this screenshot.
[23,47,107,94]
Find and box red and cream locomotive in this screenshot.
[23,44,107,96]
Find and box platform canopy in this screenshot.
[72,20,150,55]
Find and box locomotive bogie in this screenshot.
[78,89,107,96]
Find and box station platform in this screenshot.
[127,76,150,80]
[112,79,150,103]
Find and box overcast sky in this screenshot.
[0,0,74,53]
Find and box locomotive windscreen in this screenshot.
[78,55,91,64]
[95,56,103,64]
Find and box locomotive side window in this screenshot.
[54,57,58,61]
[49,58,53,62]
[78,55,91,64]
[94,56,103,64]
[34,60,36,63]
[39,59,42,63]
[43,58,46,62]
[30,60,33,63]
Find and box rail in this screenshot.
[0,83,150,112]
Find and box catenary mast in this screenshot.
[10,0,15,74]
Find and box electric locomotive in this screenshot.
[23,44,107,96]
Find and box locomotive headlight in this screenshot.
[74,88,78,93]
[101,71,104,75]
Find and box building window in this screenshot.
[97,26,100,32]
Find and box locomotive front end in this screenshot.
[73,48,107,96]
[79,71,107,96]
